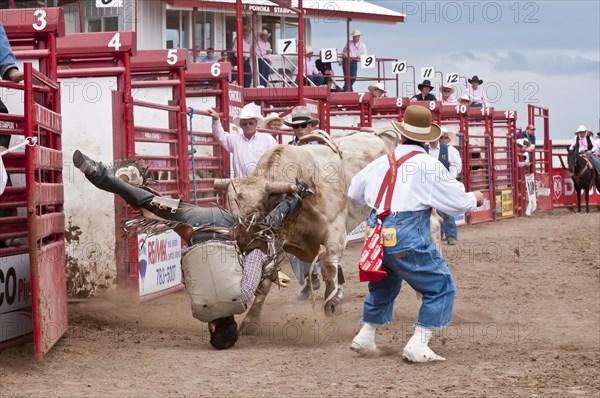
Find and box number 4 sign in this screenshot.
[96,0,123,6]
[361,54,376,69]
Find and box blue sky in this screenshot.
[312,0,600,139]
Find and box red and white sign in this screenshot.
[137,231,182,296]
[551,169,600,206]
[0,254,33,343]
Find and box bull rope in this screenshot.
[187,107,198,206]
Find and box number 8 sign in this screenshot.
[320,48,337,63]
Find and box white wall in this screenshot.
[137,0,164,50]
[61,77,117,296]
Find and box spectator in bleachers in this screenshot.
[441,85,457,105]
[517,124,536,153]
[293,46,323,86]
[201,48,218,63]
[411,80,437,101]
[262,112,284,140]
[230,26,253,87]
[315,56,341,91]
[458,94,471,107]
[368,82,387,98]
[467,75,488,108]
[426,127,462,245]
[1,22,23,83]
[208,103,276,177]
[341,30,367,92]
[256,30,273,87]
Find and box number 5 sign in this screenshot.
[96,0,123,6]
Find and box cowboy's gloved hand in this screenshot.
[271,271,291,287]
[295,178,314,199]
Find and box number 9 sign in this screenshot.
[360,54,376,69]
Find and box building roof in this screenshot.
[162,0,405,23]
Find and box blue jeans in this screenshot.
[0,23,18,78]
[257,58,270,87]
[243,58,252,88]
[361,209,456,328]
[469,103,483,108]
[438,210,458,241]
[342,59,358,92]
[589,153,600,173]
[290,255,320,285]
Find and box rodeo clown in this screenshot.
[348,106,484,362]
[73,150,312,350]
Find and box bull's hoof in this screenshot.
[324,297,342,317]
[239,318,262,335]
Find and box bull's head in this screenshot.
[214,177,301,218]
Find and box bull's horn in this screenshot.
[265,181,299,194]
[214,178,232,190]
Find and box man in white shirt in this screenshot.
[341,30,367,92]
[426,128,463,245]
[467,75,488,108]
[348,105,483,363]
[293,45,323,86]
[208,103,277,177]
[255,30,272,87]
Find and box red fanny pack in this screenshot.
[358,151,420,282]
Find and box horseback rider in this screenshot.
[570,125,600,172]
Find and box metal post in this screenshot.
[345,19,350,92]
[236,0,244,86]
[77,0,83,32]
[192,8,197,62]
[297,0,304,104]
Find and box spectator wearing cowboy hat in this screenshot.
[517,124,537,153]
[284,105,320,145]
[256,29,273,87]
[348,105,484,362]
[293,45,323,86]
[411,79,437,102]
[425,127,462,245]
[230,26,253,87]
[467,75,488,108]
[368,82,387,98]
[341,30,367,92]
[458,94,471,106]
[208,103,277,176]
[262,112,284,140]
[441,85,457,105]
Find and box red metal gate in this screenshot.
[1,7,66,360]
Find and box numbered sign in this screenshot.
[96,0,123,7]
[445,72,459,84]
[421,67,435,79]
[320,48,337,63]
[392,61,407,74]
[277,38,297,55]
[360,54,376,69]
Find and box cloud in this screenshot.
[490,51,599,76]
[448,51,478,62]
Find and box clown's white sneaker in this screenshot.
[402,345,446,362]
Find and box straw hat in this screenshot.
[284,106,319,127]
[262,112,284,129]
[441,85,455,94]
[575,124,588,134]
[391,105,441,143]
[259,29,271,38]
[458,94,471,103]
[350,30,362,37]
[440,127,455,141]
[368,82,387,93]
[233,103,264,126]
[516,138,531,147]
[305,45,314,55]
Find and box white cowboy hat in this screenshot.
[368,82,387,93]
[305,45,314,55]
[391,105,442,143]
[284,106,319,127]
[576,125,588,133]
[440,127,456,141]
[234,103,264,126]
[516,138,531,147]
[259,29,271,38]
[459,94,471,103]
[262,112,284,129]
[350,29,362,37]
[441,85,456,93]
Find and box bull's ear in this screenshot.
[214,178,232,190]
[265,181,300,195]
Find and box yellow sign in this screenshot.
[365,227,397,247]
[501,190,514,216]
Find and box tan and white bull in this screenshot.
[215,129,442,329]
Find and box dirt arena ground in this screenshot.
[1,209,599,397]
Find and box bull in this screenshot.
[215,128,442,329]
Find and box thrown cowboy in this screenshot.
[72,151,315,350]
[348,105,484,362]
[208,103,277,177]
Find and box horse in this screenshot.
[567,149,600,213]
